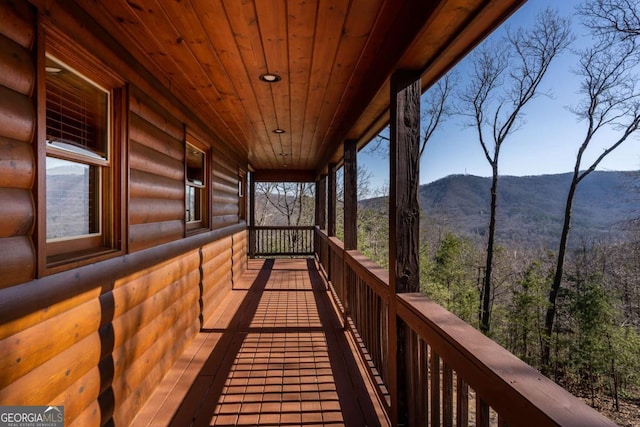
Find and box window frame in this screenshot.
[37,23,126,275]
[185,130,210,234]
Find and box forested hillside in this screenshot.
[356,170,640,425]
[362,171,639,247]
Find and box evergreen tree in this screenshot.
[424,233,479,325]
[507,260,551,366]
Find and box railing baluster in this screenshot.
[443,362,453,427]
[420,339,429,426]
[406,328,417,426]
[431,349,441,427]
[457,377,468,427]
[476,396,490,427]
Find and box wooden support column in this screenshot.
[343,140,357,250]
[315,175,327,229]
[389,69,421,427]
[249,172,256,258]
[327,163,337,237]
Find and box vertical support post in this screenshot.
[389,69,421,427]
[318,175,327,230]
[315,175,328,280]
[249,172,256,258]
[327,163,337,284]
[315,180,321,227]
[327,163,337,237]
[343,140,358,326]
[315,175,328,231]
[343,140,357,250]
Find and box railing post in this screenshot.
[389,69,421,427]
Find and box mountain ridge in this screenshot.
[362,170,640,247]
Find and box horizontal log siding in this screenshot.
[232,230,247,285]
[0,3,248,426]
[0,0,36,289]
[211,151,239,229]
[0,251,200,425]
[201,236,233,325]
[0,224,245,426]
[129,88,186,252]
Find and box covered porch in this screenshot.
[0,0,622,425]
[131,243,614,427]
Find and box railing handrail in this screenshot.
[252,225,315,230]
[344,249,389,300]
[396,293,617,427]
[327,235,344,253]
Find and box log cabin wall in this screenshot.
[0,0,247,425]
[212,149,241,229]
[232,229,248,285]
[0,1,37,289]
[129,87,186,252]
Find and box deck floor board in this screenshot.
[133,258,387,427]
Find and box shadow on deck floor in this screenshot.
[133,258,388,427]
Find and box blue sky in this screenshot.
[359,0,640,190]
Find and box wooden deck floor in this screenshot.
[132,259,388,427]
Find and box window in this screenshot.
[41,39,124,270]
[185,137,208,232]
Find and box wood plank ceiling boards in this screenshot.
[72,0,525,176]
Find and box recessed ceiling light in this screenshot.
[273,129,285,134]
[46,66,62,73]
[259,73,281,83]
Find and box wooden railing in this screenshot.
[314,227,329,276]
[328,237,344,304]
[314,228,618,427]
[250,225,314,257]
[344,250,391,410]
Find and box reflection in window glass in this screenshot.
[46,157,100,240]
[186,185,202,223]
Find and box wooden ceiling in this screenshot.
[71,0,525,175]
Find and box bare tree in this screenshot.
[542,31,640,370]
[420,72,458,157]
[255,182,276,226]
[460,8,572,334]
[335,164,374,241]
[579,0,640,40]
[365,71,457,157]
[256,182,315,226]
